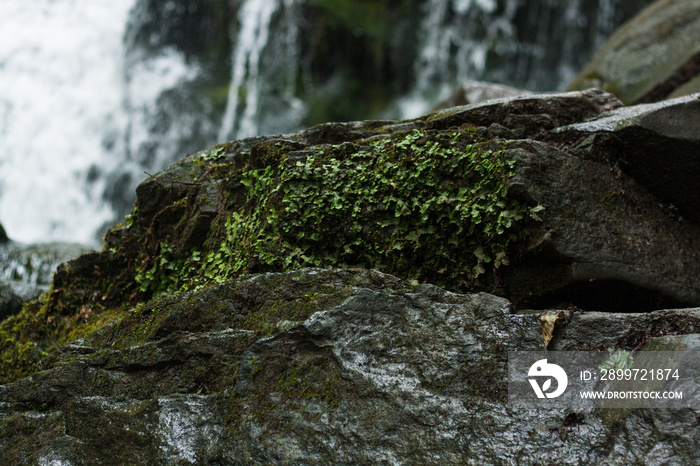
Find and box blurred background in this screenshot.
[0,0,655,245]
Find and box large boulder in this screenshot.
[2,89,700,463]
[568,0,700,104]
[503,138,700,310]
[1,268,699,464]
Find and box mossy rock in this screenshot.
[568,0,700,104]
[4,89,700,389]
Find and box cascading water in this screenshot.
[219,0,304,141]
[392,0,650,118]
[0,0,134,245]
[0,0,654,247]
[218,0,279,140]
[0,0,203,245]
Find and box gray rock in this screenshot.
[553,93,700,225]
[4,89,700,464]
[426,88,623,138]
[0,268,698,464]
[503,137,700,310]
[0,281,23,321]
[569,0,700,104]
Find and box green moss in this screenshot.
[0,291,123,383]
[0,126,542,385]
[141,129,541,294]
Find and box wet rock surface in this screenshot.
[2,89,700,464]
[0,269,698,464]
[555,94,700,225]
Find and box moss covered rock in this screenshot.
[2,89,700,463]
[4,89,700,384]
[2,268,700,464]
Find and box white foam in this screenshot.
[0,0,136,244]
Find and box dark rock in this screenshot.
[503,138,700,310]
[0,223,8,244]
[0,281,23,321]
[432,80,533,111]
[426,88,623,138]
[554,94,700,224]
[0,269,698,464]
[3,89,700,463]
[569,0,700,104]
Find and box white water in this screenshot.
[0,0,198,245]
[219,0,304,141]
[393,0,518,118]
[0,0,133,244]
[0,0,644,245]
[218,0,280,141]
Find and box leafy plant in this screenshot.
[196,129,542,291]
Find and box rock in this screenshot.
[0,282,23,321]
[431,80,532,111]
[0,222,8,244]
[426,88,623,138]
[0,268,698,464]
[568,0,700,104]
[3,89,700,463]
[503,137,700,310]
[553,93,700,224]
[3,88,700,374]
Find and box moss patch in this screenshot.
[143,129,541,294]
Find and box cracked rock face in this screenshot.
[555,94,700,226]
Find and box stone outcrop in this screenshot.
[0,222,8,244]
[2,89,700,464]
[1,268,699,464]
[569,0,700,104]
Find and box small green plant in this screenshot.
[199,129,541,291]
[200,145,227,162]
[135,242,201,294]
[598,348,633,373]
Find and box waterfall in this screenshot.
[0,0,207,245]
[218,0,279,140]
[218,0,304,141]
[0,0,135,245]
[393,0,643,119]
